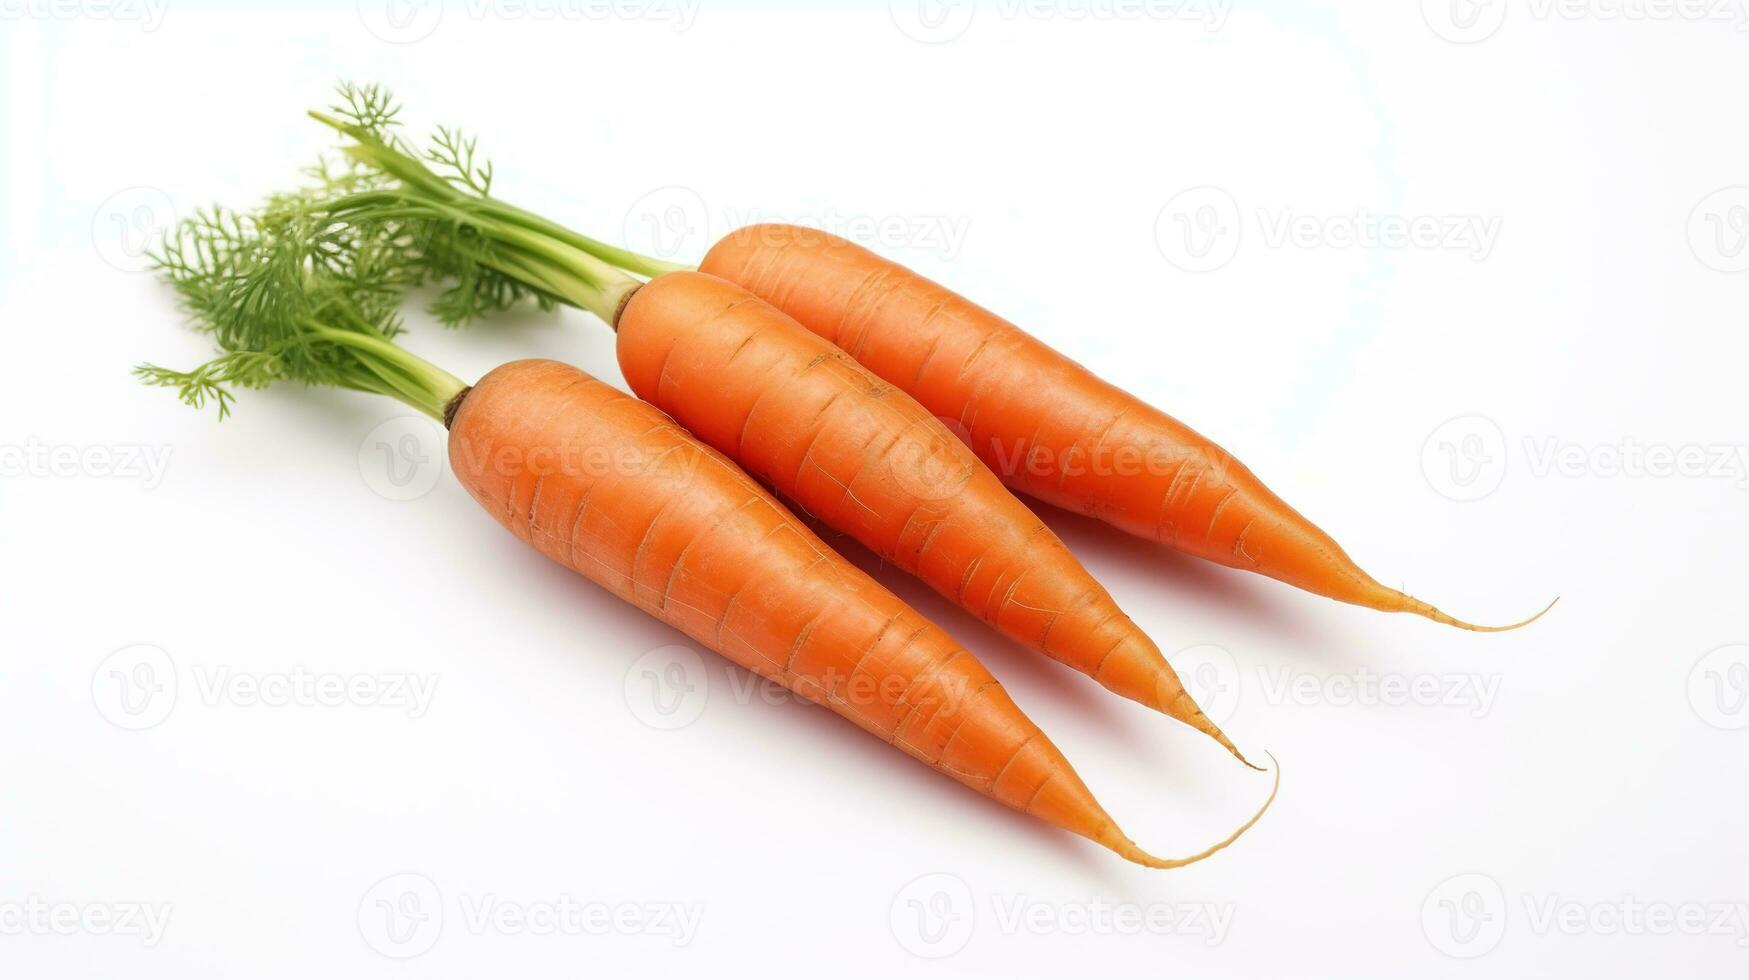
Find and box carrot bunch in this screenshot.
[139,195,1276,870]
[301,85,1551,636]
[292,85,1255,766]
[140,80,1550,871]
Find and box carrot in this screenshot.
[453,359,1278,867]
[137,206,1277,868]
[696,225,1554,631]
[293,84,1259,765]
[613,271,1254,764]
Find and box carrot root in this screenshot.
[1102,751,1280,870]
[1092,641,1258,768]
[1398,594,1560,633]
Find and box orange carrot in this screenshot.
[140,201,1277,866]
[613,272,1254,764]
[700,225,1554,631]
[302,93,1258,765]
[452,359,1278,867]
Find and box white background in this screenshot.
[3,2,1747,977]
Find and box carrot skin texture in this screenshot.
[700,226,1512,627]
[447,359,1243,864]
[613,273,1247,761]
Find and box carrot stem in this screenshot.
[306,323,466,420]
[480,198,693,279]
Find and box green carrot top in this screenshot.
[138,183,464,422]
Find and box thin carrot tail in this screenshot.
[1393,594,1560,632]
[1093,642,1262,770]
[1099,751,1280,870]
[1323,552,1558,632]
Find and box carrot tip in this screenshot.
[1200,722,1265,772]
[1408,595,1559,633]
[1111,751,1280,870]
